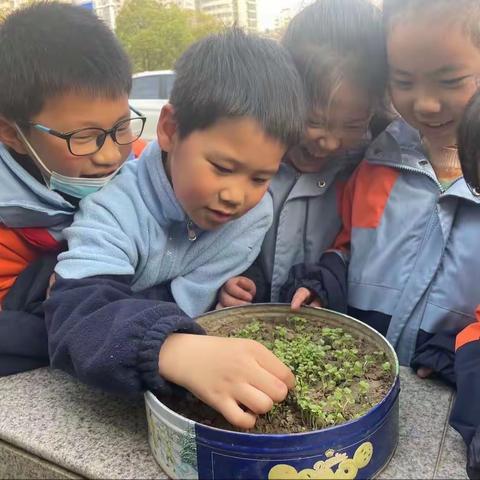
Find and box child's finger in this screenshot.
[225,278,255,301]
[216,397,258,429]
[309,298,323,308]
[255,344,296,390]
[235,383,274,415]
[291,287,312,311]
[46,272,56,299]
[236,277,257,295]
[416,366,433,379]
[248,365,289,404]
[218,290,252,307]
[218,277,253,305]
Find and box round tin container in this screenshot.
[145,305,400,479]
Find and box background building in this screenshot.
[1,0,258,32]
[92,0,122,30]
[1,0,72,8]
[0,0,99,19]
[1,0,93,8]
[196,0,257,32]
[273,6,293,31]
[161,0,195,9]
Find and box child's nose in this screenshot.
[318,134,341,153]
[91,135,123,168]
[413,93,442,116]
[219,185,244,208]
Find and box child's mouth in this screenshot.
[303,146,328,161]
[82,170,116,178]
[207,208,235,223]
[418,119,454,134]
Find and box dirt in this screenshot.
[159,314,395,434]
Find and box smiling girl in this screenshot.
[217,0,390,308]
[283,0,480,370]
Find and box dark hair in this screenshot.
[169,28,305,148]
[0,2,132,123]
[383,0,480,48]
[458,90,480,194]
[281,0,387,109]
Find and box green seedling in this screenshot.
[231,316,393,430]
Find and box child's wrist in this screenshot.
[158,333,192,382]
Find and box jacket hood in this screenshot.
[0,143,75,231]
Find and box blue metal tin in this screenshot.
[145,305,400,479]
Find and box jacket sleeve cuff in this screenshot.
[137,309,205,394]
[411,329,456,385]
[279,251,347,312]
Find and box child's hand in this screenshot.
[216,276,256,309]
[46,272,56,299]
[158,333,295,429]
[290,287,323,311]
[416,366,434,379]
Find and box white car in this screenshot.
[129,70,175,141]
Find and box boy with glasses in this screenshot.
[0,3,136,375]
[15,106,145,198]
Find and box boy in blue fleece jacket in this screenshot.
[45,29,305,429]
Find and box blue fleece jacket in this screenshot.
[45,140,273,393]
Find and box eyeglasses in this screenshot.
[21,106,146,156]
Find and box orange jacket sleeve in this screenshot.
[332,165,358,254]
[0,225,42,303]
[132,138,147,158]
[332,161,400,255]
[456,306,480,351]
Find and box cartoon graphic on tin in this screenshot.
[146,407,198,479]
[268,442,373,479]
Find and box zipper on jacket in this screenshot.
[370,156,445,193]
[186,218,197,242]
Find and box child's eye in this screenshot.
[252,177,269,185]
[308,120,326,129]
[439,76,470,88]
[116,124,130,133]
[307,116,327,128]
[71,134,96,144]
[390,78,413,89]
[211,162,232,174]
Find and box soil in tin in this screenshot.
[160,315,394,434]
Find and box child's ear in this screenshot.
[157,104,178,152]
[0,117,28,154]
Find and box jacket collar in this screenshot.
[366,119,480,204]
[366,119,426,169]
[280,146,364,200]
[136,141,188,226]
[0,143,75,225]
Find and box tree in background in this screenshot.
[116,0,223,72]
[0,6,12,22]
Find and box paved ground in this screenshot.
[0,367,467,479]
